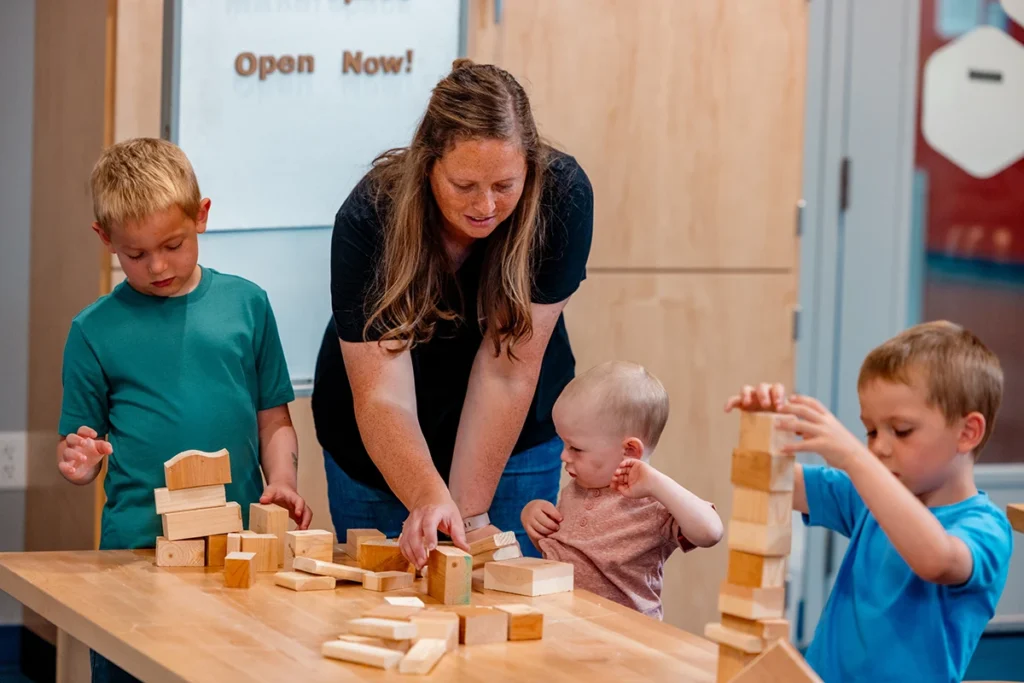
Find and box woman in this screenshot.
[312,59,593,567]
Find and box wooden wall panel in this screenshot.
[564,272,796,633]
[113,0,164,142]
[468,0,806,271]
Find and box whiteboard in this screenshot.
[165,0,465,386]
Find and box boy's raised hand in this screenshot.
[611,458,660,499]
[58,426,113,483]
[779,394,865,470]
[724,382,788,413]
[260,483,313,529]
[521,499,562,547]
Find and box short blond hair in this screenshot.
[858,320,1003,456]
[557,361,670,450]
[90,137,201,233]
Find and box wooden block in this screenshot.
[467,530,517,556]
[483,557,574,596]
[727,551,787,589]
[224,551,255,589]
[285,529,334,569]
[738,411,795,456]
[346,618,418,641]
[155,537,205,567]
[206,534,228,567]
[409,613,459,653]
[718,643,758,683]
[292,556,367,582]
[226,532,242,555]
[719,582,786,620]
[273,571,336,591]
[494,604,543,641]
[363,571,415,592]
[363,605,423,621]
[1008,503,1024,533]
[732,488,792,526]
[345,528,386,558]
[446,607,508,646]
[731,639,823,683]
[731,450,795,492]
[472,543,523,564]
[727,522,792,557]
[398,638,447,675]
[153,484,226,515]
[385,596,425,607]
[161,502,242,541]
[163,448,231,490]
[358,539,414,574]
[704,623,764,654]
[322,639,402,670]
[241,533,280,572]
[249,503,288,567]
[337,635,411,653]
[426,546,472,606]
[721,615,790,644]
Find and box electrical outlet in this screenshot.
[0,432,27,490]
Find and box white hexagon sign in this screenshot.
[922,25,1024,178]
[1004,0,1024,27]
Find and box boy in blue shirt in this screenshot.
[59,138,314,682]
[726,320,1012,683]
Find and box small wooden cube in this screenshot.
[727,551,787,589]
[447,607,508,646]
[727,521,792,557]
[344,528,385,558]
[249,503,288,567]
[357,538,414,574]
[226,532,242,555]
[732,488,792,526]
[362,571,415,592]
[494,604,543,641]
[241,533,280,572]
[483,558,574,596]
[284,529,334,569]
[224,551,255,589]
[205,534,228,567]
[409,612,460,653]
[155,536,205,567]
[426,546,472,606]
[718,582,786,621]
[738,411,795,455]
[273,571,336,592]
[731,449,795,492]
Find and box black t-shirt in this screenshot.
[311,151,594,491]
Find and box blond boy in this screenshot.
[727,321,1012,682]
[522,361,723,619]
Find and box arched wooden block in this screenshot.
[164,448,231,490]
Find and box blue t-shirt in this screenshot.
[59,268,294,550]
[802,465,1012,683]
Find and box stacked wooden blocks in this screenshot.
[154,448,242,567]
[467,531,523,564]
[706,412,794,682]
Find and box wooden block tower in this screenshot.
[705,412,795,683]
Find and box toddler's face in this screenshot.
[858,373,972,499]
[552,397,634,489]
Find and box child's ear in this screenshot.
[194,198,212,234]
[958,412,985,455]
[91,222,114,252]
[622,437,644,460]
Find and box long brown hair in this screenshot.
[364,59,549,357]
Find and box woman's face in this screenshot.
[429,137,527,248]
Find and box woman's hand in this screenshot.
[399,492,470,569]
[723,382,788,413]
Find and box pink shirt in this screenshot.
[538,481,703,619]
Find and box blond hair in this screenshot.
[90,137,201,233]
[858,320,1003,456]
[557,361,670,450]
[364,58,548,358]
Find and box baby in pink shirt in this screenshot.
[521,361,723,619]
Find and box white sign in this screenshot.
[174,0,462,231]
[1004,0,1024,27]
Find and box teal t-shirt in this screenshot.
[59,267,295,550]
[802,465,1012,683]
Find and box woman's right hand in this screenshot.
[723,383,788,413]
[399,492,470,569]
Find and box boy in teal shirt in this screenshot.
[728,321,1012,683]
[59,137,312,548]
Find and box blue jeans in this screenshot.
[323,437,562,557]
[91,651,139,683]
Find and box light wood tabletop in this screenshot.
[0,550,716,683]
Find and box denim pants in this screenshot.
[323,437,562,557]
[90,651,139,683]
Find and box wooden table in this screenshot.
[0,550,716,682]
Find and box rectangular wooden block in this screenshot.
[363,605,423,621]
[719,582,786,621]
[161,502,242,541]
[447,607,508,646]
[727,521,792,557]
[704,622,764,654]
[427,546,472,606]
[358,538,414,574]
[206,534,228,567]
[337,635,411,654]
[322,639,402,670]
[472,543,523,565]
[164,448,232,490]
[398,638,447,675]
[467,531,517,556]
[731,639,823,683]
[727,551,787,589]
[226,532,242,555]
[346,618,418,641]
[409,613,459,653]
[731,450,795,492]
[494,604,543,641]
[721,615,790,644]
[249,503,288,567]
[241,533,281,572]
[224,551,255,589]
[483,558,574,596]
[155,537,205,567]
[285,529,334,569]
[153,484,226,515]
[362,571,415,592]
[344,528,386,558]
[738,411,795,456]
[732,488,792,526]
[292,556,367,582]
[718,642,758,683]
[273,571,336,592]
[385,596,425,608]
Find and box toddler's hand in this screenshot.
[611,458,660,499]
[521,499,562,547]
[58,426,112,484]
[260,483,312,529]
[724,382,788,413]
